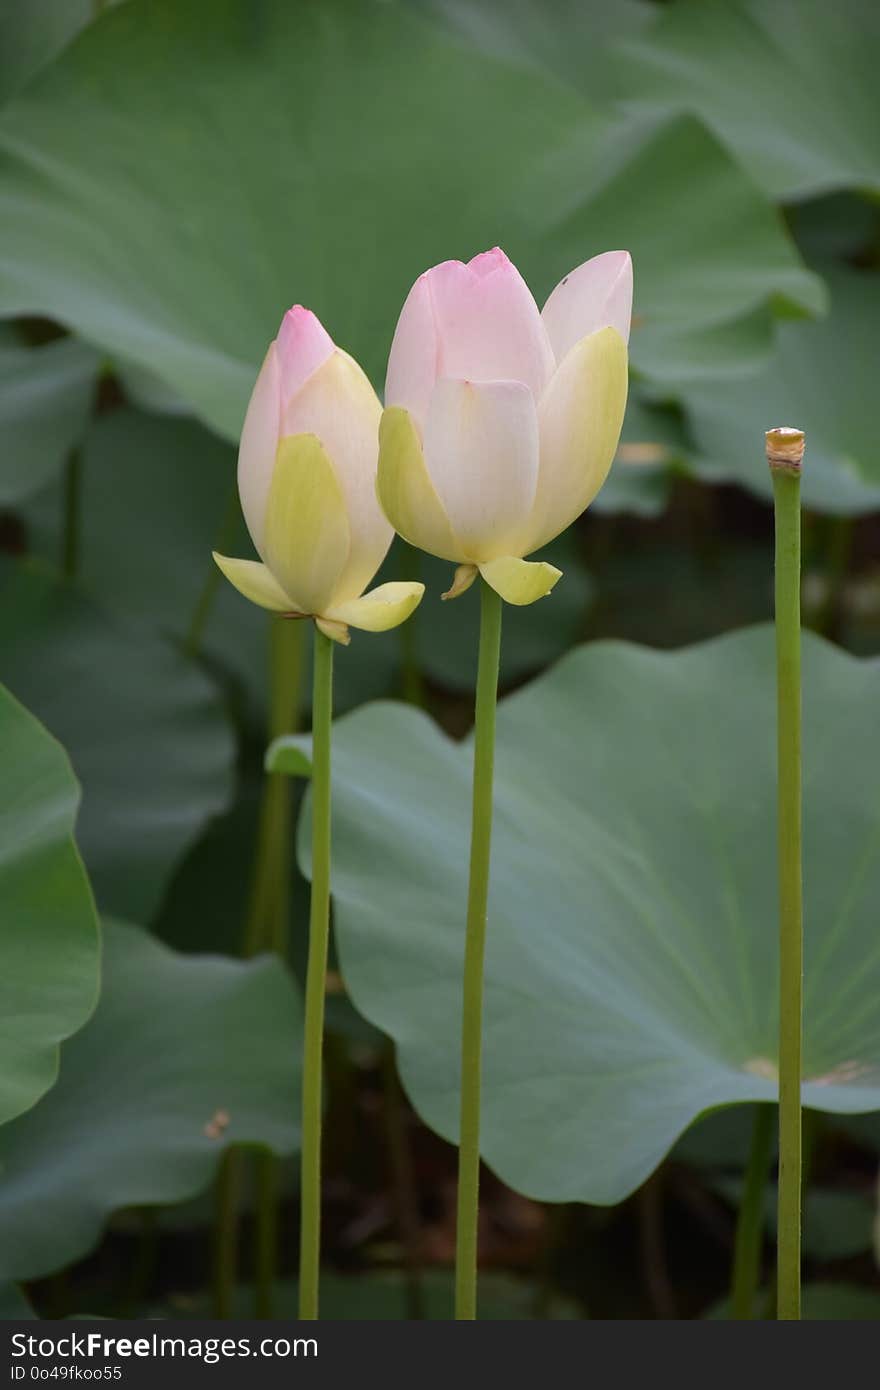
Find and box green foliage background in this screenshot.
[1,0,879,1321]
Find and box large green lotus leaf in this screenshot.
[0,683,99,1125]
[300,626,880,1204]
[0,920,302,1283]
[0,327,99,505]
[0,0,93,103]
[680,267,880,515]
[21,405,269,723]
[415,0,652,100]
[513,109,824,388]
[0,562,235,921]
[0,0,820,437]
[615,0,880,201]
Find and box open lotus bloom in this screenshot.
[214,307,424,644]
[378,248,631,604]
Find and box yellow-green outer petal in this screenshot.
[442,563,478,602]
[315,617,350,645]
[479,556,562,606]
[377,407,465,563]
[264,433,351,615]
[527,326,628,553]
[212,552,298,612]
[325,581,425,632]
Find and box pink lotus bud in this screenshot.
[378,249,631,605]
[214,306,423,641]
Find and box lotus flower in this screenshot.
[214,307,423,644]
[377,248,630,603]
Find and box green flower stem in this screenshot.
[455,578,503,1321]
[254,1150,279,1318]
[299,624,334,1320]
[243,618,305,959]
[213,1148,243,1319]
[769,434,804,1322]
[730,1104,774,1319]
[212,617,305,1320]
[252,618,305,1318]
[381,1044,424,1320]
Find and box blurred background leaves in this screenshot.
[0,683,99,1126]
[0,562,235,920]
[0,0,878,1320]
[0,921,302,1285]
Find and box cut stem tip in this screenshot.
[765,427,805,475]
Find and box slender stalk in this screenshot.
[730,1104,774,1319]
[253,619,305,1317]
[61,449,82,579]
[455,578,503,1320]
[254,1151,278,1319]
[299,625,334,1320]
[243,619,305,958]
[119,1207,159,1316]
[212,618,304,1319]
[213,1149,243,1319]
[767,427,805,1322]
[381,1044,424,1320]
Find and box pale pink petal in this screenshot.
[541,251,633,365]
[467,246,511,279]
[237,341,282,557]
[275,305,335,403]
[385,249,554,427]
[423,378,539,562]
[384,273,439,430]
[430,250,555,401]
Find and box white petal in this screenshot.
[542,251,633,365]
[384,273,439,431]
[423,378,539,562]
[237,342,282,556]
